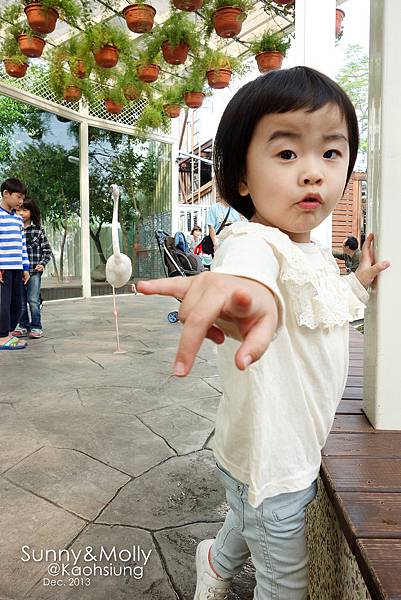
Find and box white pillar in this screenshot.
[170,119,180,233]
[363,0,401,429]
[294,0,337,247]
[79,121,91,298]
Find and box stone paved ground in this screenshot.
[0,294,255,600]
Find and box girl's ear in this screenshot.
[238,178,249,197]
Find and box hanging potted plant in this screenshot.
[136,38,161,83]
[206,0,253,39]
[336,8,345,37]
[67,37,94,79]
[1,34,29,78]
[136,98,169,132]
[122,1,156,33]
[86,23,131,68]
[158,10,200,66]
[182,68,207,109]
[103,87,127,114]
[14,23,46,58]
[172,0,203,11]
[162,83,184,118]
[249,30,291,73]
[119,70,146,101]
[202,47,245,89]
[63,79,82,102]
[22,0,81,33]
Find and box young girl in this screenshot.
[138,67,389,600]
[13,199,51,339]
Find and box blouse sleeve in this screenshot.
[211,233,285,328]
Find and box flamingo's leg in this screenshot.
[112,287,125,354]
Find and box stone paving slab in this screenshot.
[155,522,255,600]
[139,405,214,454]
[0,295,257,599]
[6,447,130,520]
[0,478,84,598]
[98,451,227,530]
[32,524,177,600]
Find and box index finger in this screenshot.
[137,277,190,299]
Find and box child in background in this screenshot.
[0,178,29,350]
[13,198,51,339]
[138,67,389,600]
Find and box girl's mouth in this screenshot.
[297,194,322,210]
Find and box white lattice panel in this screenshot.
[0,62,148,127]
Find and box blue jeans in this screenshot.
[19,272,42,331]
[210,463,317,600]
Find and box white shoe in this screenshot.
[194,539,231,600]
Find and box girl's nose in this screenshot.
[299,163,323,186]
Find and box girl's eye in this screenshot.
[279,150,296,160]
[323,149,340,159]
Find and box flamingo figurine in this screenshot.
[106,184,132,354]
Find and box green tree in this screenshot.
[5,142,80,281]
[0,96,48,169]
[336,44,368,157]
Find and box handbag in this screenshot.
[197,208,231,257]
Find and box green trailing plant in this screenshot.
[249,30,291,55]
[11,21,46,39]
[22,0,82,22]
[262,0,295,19]
[136,34,161,67]
[181,66,208,94]
[0,3,23,30]
[201,46,246,75]
[119,69,147,96]
[66,36,94,75]
[136,99,169,133]
[0,33,28,63]
[101,85,127,106]
[85,22,133,60]
[156,9,200,51]
[160,82,185,106]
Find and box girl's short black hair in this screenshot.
[22,198,41,227]
[213,66,359,220]
[1,177,27,197]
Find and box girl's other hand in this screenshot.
[355,233,390,289]
[137,272,278,377]
[35,264,44,272]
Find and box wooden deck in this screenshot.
[321,326,401,600]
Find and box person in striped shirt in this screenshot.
[0,178,30,350]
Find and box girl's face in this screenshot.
[18,207,31,223]
[238,104,350,243]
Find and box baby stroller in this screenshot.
[155,230,204,323]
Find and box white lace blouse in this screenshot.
[211,222,369,507]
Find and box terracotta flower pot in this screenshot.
[213,6,244,38]
[123,4,156,33]
[164,104,181,118]
[172,0,203,11]
[207,68,232,89]
[136,63,160,83]
[104,99,124,114]
[255,51,284,73]
[73,60,86,79]
[336,8,345,36]
[184,91,205,109]
[161,40,189,65]
[124,85,141,101]
[63,85,82,102]
[24,3,59,34]
[17,34,45,58]
[93,45,119,68]
[3,59,28,78]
